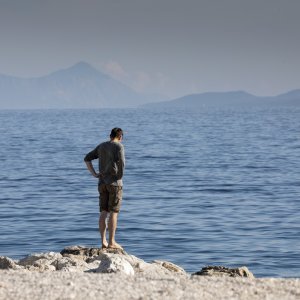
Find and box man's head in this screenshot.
[110,127,123,141]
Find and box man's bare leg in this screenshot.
[108,212,123,249]
[99,211,108,248]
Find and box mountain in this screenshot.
[272,89,300,105]
[142,90,300,108]
[0,62,166,109]
[1,63,299,109]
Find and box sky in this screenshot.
[0,0,299,98]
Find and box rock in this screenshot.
[135,261,187,278]
[192,266,255,278]
[17,255,41,267]
[102,247,126,255]
[60,246,129,273]
[61,245,126,257]
[236,266,255,278]
[59,247,187,277]
[122,254,150,271]
[60,245,100,257]
[1,245,254,279]
[86,259,102,271]
[61,245,103,257]
[18,252,62,267]
[51,257,78,270]
[96,253,135,276]
[26,264,56,272]
[52,256,101,272]
[0,256,17,270]
[152,260,186,274]
[17,252,63,272]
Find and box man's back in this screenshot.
[98,141,125,185]
[84,140,125,186]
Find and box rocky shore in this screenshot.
[0,246,299,299]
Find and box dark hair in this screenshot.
[110,127,123,139]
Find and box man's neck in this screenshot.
[111,138,120,143]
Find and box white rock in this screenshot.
[96,253,135,276]
[51,257,78,270]
[18,252,62,267]
[122,254,149,270]
[86,259,102,271]
[237,266,255,279]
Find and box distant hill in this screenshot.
[271,89,300,106]
[143,90,300,108]
[0,62,166,109]
[1,63,299,109]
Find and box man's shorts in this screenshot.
[98,184,123,213]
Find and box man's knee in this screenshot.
[100,211,108,220]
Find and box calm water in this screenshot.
[0,107,299,277]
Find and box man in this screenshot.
[84,128,125,250]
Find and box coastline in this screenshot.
[0,246,299,300]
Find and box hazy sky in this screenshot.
[0,0,299,98]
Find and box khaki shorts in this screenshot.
[98,184,123,213]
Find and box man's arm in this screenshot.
[84,147,100,178]
[84,160,99,178]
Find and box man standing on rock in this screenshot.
[84,128,125,250]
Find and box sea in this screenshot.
[0,106,299,278]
